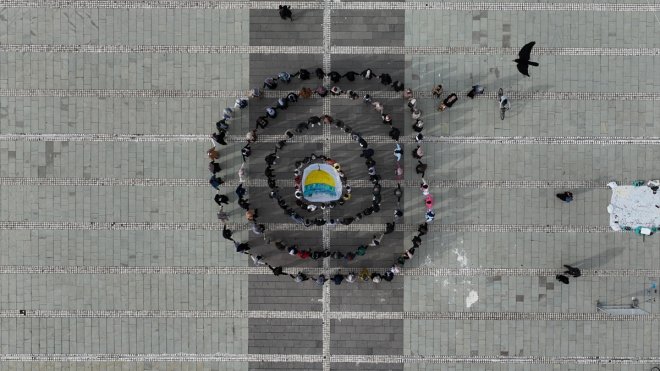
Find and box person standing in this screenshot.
[395,162,404,180]
[208,161,221,174]
[394,184,403,202]
[245,208,257,222]
[268,265,286,276]
[425,194,434,210]
[420,180,430,196]
[235,183,246,199]
[378,73,392,85]
[294,68,310,80]
[241,144,251,161]
[343,71,358,81]
[412,119,424,132]
[389,126,401,141]
[415,161,427,177]
[432,84,443,99]
[251,255,266,266]
[369,234,384,247]
[394,143,403,162]
[214,194,229,206]
[222,224,234,241]
[332,273,344,285]
[299,87,313,98]
[209,175,224,190]
[207,148,220,160]
[263,77,278,90]
[265,106,277,119]
[211,131,227,146]
[291,272,309,282]
[467,84,485,99]
[234,97,249,109]
[216,206,229,222]
[358,268,370,281]
[278,71,292,84]
[327,71,342,82]
[412,145,424,159]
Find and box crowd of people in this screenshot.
[207,66,440,284]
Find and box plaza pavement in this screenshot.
[0,1,660,370]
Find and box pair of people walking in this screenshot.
[556,265,581,285]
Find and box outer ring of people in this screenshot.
[208,67,438,284]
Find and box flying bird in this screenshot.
[514,41,539,77]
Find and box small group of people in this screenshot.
[212,118,264,234]
[261,225,430,286]
[285,265,402,285]
[208,97,256,221]
[431,83,486,112]
[272,152,349,225]
[272,150,385,226]
[556,264,581,285]
[392,223,429,266]
[268,230,388,263]
[260,223,429,285]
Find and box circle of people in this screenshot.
[204,67,486,284]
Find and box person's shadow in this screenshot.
[570,247,622,269]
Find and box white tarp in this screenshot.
[302,163,343,203]
[608,181,660,233]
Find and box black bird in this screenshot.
[327,71,342,83]
[278,5,293,21]
[514,41,539,77]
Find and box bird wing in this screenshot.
[516,63,530,77]
[518,41,536,60]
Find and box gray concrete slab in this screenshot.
[0,1,659,370]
